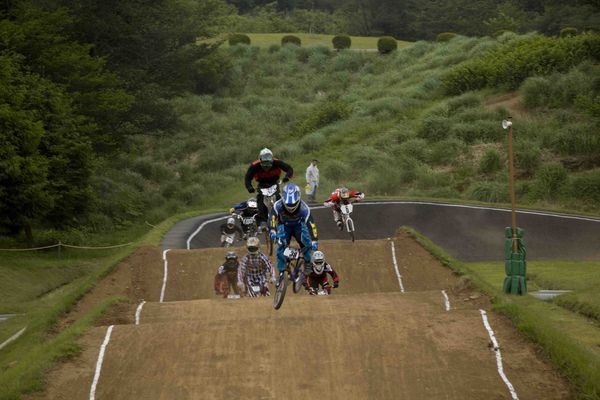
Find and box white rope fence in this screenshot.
[0,241,135,252]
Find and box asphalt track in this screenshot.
[165,201,600,261]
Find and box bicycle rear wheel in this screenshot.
[273,270,288,310]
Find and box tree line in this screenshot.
[0,0,234,243]
[227,0,600,40]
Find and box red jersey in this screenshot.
[324,188,364,206]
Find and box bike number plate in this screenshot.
[261,185,278,196]
[225,236,234,244]
[283,247,298,258]
[340,204,353,214]
[243,218,255,225]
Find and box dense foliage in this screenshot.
[225,0,600,41]
[0,0,234,242]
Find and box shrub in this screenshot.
[441,33,600,95]
[228,33,251,46]
[515,143,541,176]
[296,47,311,63]
[332,35,351,50]
[427,138,466,165]
[298,99,352,134]
[566,170,600,203]
[468,181,508,203]
[268,44,280,53]
[532,163,568,199]
[450,120,502,143]
[322,159,351,181]
[552,123,600,156]
[281,35,301,46]
[560,27,578,38]
[377,36,398,54]
[418,115,449,141]
[398,138,430,162]
[478,149,503,174]
[437,32,457,42]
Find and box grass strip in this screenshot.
[402,226,600,400]
[0,296,125,400]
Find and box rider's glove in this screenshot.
[247,187,255,193]
[324,201,334,207]
[229,208,235,214]
[311,241,318,250]
[237,281,244,289]
[282,176,290,183]
[333,281,339,288]
[270,276,277,285]
[217,265,224,275]
[357,192,365,200]
[269,230,277,241]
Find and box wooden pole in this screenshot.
[506,120,518,252]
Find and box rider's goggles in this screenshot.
[247,246,259,254]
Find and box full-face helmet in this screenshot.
[226,217,235,228]
[312,251,325,275]
[246,236,260,254]
[282,183,301,213]
[339,187,350,199]
[247,198,258,209]
[259,148,273,169]
[225,251,237,260]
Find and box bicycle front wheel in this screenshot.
[273,270,288,310]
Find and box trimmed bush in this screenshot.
[228,33,251,46]
[436,32,457,42]
[560,27,578,38]
[377,36,398,54]
[281,35,301,46]
[332,35,351,50]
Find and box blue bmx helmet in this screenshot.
[282,183,301,212]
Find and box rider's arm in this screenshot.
[261,254,275,279]
[237,257,246,285]
[351,191,365,201]
[244,163,258,192]
[274,159,294,181]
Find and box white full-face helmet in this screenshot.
[259,148,273,169]
[312,250,325,275]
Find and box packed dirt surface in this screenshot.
[30,233,572,400]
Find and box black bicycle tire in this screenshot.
[293,259,305,293]
[273,270,288,310]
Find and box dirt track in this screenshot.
[30,234,572,400]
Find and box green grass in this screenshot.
[236,33,411,49]
[404,226,600,400]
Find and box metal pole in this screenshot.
[504,118,518,252]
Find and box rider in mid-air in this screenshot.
[324,186,365,230]
[244,148,293,228]
[305,250,340,295]
[269,183,318,280]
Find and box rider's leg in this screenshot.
[299,224,313,264]
[276,225,291,273]
[333,208,342,229]
[256,191,267,226]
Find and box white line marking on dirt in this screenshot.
[389,240,405,293]
[186,216,229,250]
[479,310,519,400]
[89,325,114,400]
[160,249,171,303]
[441,290,451,311]
[135,301,146,325]
[0,327,26,351]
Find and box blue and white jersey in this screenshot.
[271,199,311,227]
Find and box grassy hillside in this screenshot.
[1,31,599,399]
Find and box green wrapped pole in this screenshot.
[502,118,527,294]
[503,227,527,294]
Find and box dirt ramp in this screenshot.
[62,292,568,400]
